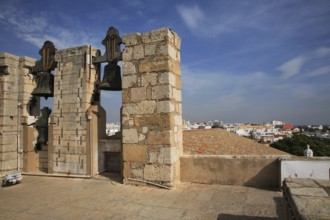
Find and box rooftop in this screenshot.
[0,175,284,219]
[183,128,290,156]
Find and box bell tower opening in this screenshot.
[93,27,123,181]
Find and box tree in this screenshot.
[271,134,330,156]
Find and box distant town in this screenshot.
[106,120,330,143]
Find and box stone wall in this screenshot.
[0,53,36,174]
[181,155,282,188]
[121,28,182,187]
[51,45,104,176]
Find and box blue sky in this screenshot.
[1,0,330,125]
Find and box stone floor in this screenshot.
[0,174,284,220]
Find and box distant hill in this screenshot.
[183,128,290,156]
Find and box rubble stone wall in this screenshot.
[0,53,35,174]
[121,28,182,187]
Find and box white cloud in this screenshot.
[176,5,205,30]
[306,66,330,77]
[278,56,306,80]
[313,47,330,58]
[0,2,98,49]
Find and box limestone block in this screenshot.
[139,58,171,73]
[158,147,178,165]
[158,72,176,86]
[123,162,131,178]
[156,101,175,113]
[53,161,86,175]
[174,114,183,126]
[0,107,18,116]
[0,136,18,145]
[0,116,17,125]
[142,28,174,44]
[122,33,141,46]
[175,103,182,113]
[142,127,148,133]
[122,47,133,61]
[130,87,146,102]
[173,32,181,50]
[122,75,137,89]
[122,129,138,144]
[0,158,17,171]
[123,144,148,162]
[138,134,145,142]
[148,151,158,163]
[172,88,182,102]
[158,44,178,61]
[19,56,36,68]
[144,44,156,56]
[144,164,173,182]
[152,85,172,100]
[122,101,156,115]
[133,114,171,130]
[131,166,144,179]
[133,45,144,60]
[0,152,17,160]
[122,89,130,103]
[147,131,172,145]
[140,73,158,86]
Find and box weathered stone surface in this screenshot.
[130,87,146,102]
[123,144,148,163]
[157,101,175,113]
[140,73,158,86]
[160,147,177,164]
[121,28,182,187]
[122,75,137,89]
[147,131,172,145]
[122,129,139,144]
[142,28,174,44]
[122,47,133,61]
[144,164,173,182]
[172,88,182,102]
[159,72,176,86]
[152,85,172,100]
[122,88,130,103]
[283,178,330,220]
[144,44,156,56]
[133,45,144,60]
[123,162,130,178]
[133,114,171,130]
[122,33,141,46]
[158,44,178,61]
[122,101,156,115]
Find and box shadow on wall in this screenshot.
[243,159,279,189]
[217,214,277,220]
[273,197,285,219]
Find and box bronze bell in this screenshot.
[98,61,122,91]
[31,72,54,98]
[30,41,57,98]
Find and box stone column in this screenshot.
[0,53,36,174]
[122,28,182,188]
[52,45,103,176]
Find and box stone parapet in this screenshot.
[122,28,182,188]
[282,178,330,219]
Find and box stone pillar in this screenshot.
[0,53,36,174]
[122,28,182,188]
[52,45,103,176]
